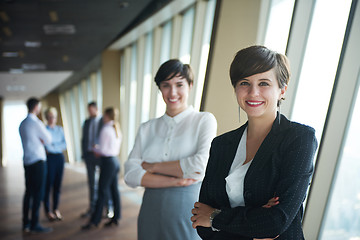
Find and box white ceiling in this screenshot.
[0,72,72,102]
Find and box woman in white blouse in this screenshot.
[124,59,217,240]
[82,107,122,229]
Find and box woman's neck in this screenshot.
[247,113,276,139]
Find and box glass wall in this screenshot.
[320,80,360,239]
[118,0,217,156]
[290,0,352,143]
[59,70,103,163]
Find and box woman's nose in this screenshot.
[249,85,259,96]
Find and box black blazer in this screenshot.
[81,117,103,158]
[197,113,318,240]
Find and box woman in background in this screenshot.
[125,59,217,240]
[43,107,66,221]
[82,107,122,229]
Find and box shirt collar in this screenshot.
[163,106,194,125]
[28,113,38,120]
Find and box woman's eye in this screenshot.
[259,82,269,86]
[177,84,183,88]
[239,81,249,86]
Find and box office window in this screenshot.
[141,32,153,123]
[263,0,295,54]
[96,69,103,111]
[291,0,352,143]
[115,1,217,156]
[70,88,81,162]
[128,43,138,152]
[156,20,172,118]
[319,80,360,239]
[179,6,195,63]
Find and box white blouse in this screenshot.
[124,106,217,188]
[225,127,253,208]
[96,121,122,157]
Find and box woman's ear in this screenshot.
[189,82,194,90]
[280,85,287,99]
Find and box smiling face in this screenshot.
[159,74,192,117]
[235,68,286,121]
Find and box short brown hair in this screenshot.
[229,45,290,89]
[154,59,194,88]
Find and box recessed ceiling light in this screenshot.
[6,85,26,92]
[62,55,69,62]
[9,68,24,74]
[49,11,58,22]
[2,51,19,57]
[2,26,12,36]
[43,25,76,35]
[22,63,46,71]
[25,41,42,47]
[0,11,9,22]
[119,2,129,8]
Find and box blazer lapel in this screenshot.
[246,113,291,178]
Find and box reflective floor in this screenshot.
[0,159,142,240]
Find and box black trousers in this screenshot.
[84,151,101,212]
[44,153,65,213]
[90,156,121,225]
[23,160,47,228]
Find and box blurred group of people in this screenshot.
[19,98,122,233]
[18,45,318,239]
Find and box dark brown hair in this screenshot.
[26,97,40,112]
[229,45,290,89]
[154,59,194,88]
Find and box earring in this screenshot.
[277,98,283,125]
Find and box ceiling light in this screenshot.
[22,63,46,71]
[49,11,58,22]
[0,11,9,22]
[62,55,69,62]
[9,68,24,74]
[6,85,26,92]
[2,51,18,57]
[43,25,76,35]
[119,2,129,8]
[3,27,12,36]
[25,41,42,47]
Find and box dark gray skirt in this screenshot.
[138,182,202,240]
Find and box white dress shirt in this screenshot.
[124,106,217,188]
[19,113,52,166]
[225,127,253,208]
[96,120,121,157]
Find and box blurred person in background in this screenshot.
[43,107,66,222]
[19,97,52,233]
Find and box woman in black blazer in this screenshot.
[191,45,318,240]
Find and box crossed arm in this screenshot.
[140,160,196,188]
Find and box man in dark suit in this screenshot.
[81,101,103,217]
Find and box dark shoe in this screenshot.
[30,225,53,233]
[22,224,30,233]
[81,211,92,218]
[54,210,63,221]
[46,212,57,221]
[81,222,97,230]
[104,219,118,227]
